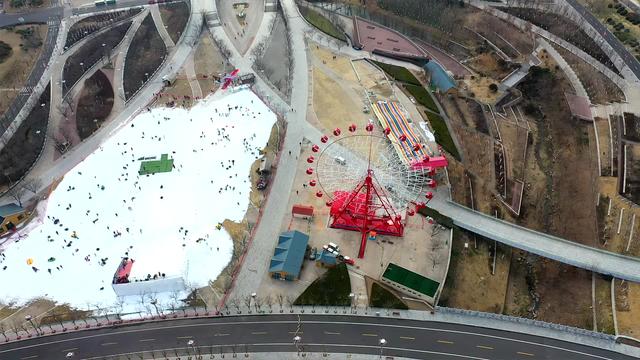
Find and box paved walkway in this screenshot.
[150,3,176,49]
[208,0,309,302]
[428,186,640,282]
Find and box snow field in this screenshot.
[0,89,276,313]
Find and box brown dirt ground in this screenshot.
[616,280,640,338]
[311,65,368,134]
[439,230,510,313]
[193,34,226,96]
[462,75,503,104]
[467,52,514,82]
[1,0,50,13]
[595,117,613,176]
[0,25,47,116]
[463,10,534,60]
[594,275,615,334]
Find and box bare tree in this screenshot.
[286,296,295,308]
[243,295,252,310]
[113,297,125,320]
[22,178,42,194]
[276,294,284,309]
[229,297,240,312]
[254,296,263,312]
[264,295,273,310]
[428,251,442,270]
[8,187,25,207]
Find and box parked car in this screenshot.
[343,256,355,265]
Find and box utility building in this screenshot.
[269,230,309,281]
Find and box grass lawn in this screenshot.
[405,84,439,113]
[424,111,460,160]
[299,6,346,42]
[294,263,351,306]
[370,60,421,86]
[370,282,408,309]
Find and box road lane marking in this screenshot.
[176,336,193,339]
[214,333,229,337]
[288,331,303,334]
[101,342,117,346]
[361,333,378,337]
[399,336,415,340]
[138,339,155,342]
[324,331,341,335]
[437,340,454,344]
[251,331,268,335]
[517,352,535,357]
[20,356,38,360]
[61,348,77,353]
[476,345,494,350]
[0,320,614,360]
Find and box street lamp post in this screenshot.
[24,315,39,335]
[150,299,160,316]
[349,292,355,311]
[187,339,196,355]
[251,292,257,312]
[293,335,303,356]
[379,338,387,359]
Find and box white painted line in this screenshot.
[251,331,268,335]
[476,345,494,350]
[101,342,117,346]
[138,338,155,342]
[20,356,38,360]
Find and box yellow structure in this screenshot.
[0,203,27,236]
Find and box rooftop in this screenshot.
[382,262,440,298]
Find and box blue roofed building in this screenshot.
[316,248,338,267]
[423,61,457,94]
[269,230,310,281]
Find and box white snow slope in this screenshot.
[0,89,275,310]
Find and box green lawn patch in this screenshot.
[405,84,439,113]
[139,154,174,175]
[424,111,460,160]
[370,282,408,309]
[299,6,346,42]
[294,263,351,306]
[370,60,421,86]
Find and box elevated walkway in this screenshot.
[429,188,640,282]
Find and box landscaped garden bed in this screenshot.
[75,70,114,140]
[0,83,50,192]
[65,8,142,51]
[62,21,133,95]
[123,14,167,100]
[158,0,190,44]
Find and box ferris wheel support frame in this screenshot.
[329,168,404,259]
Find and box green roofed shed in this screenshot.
[382,262,439,298]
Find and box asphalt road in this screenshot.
[0,315,633,360]
[565,0,640,81]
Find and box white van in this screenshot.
[335,156,346,165]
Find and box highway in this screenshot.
[0,314,634,360]
[564,0,640,81]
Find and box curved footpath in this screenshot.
[0,312,636,360]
